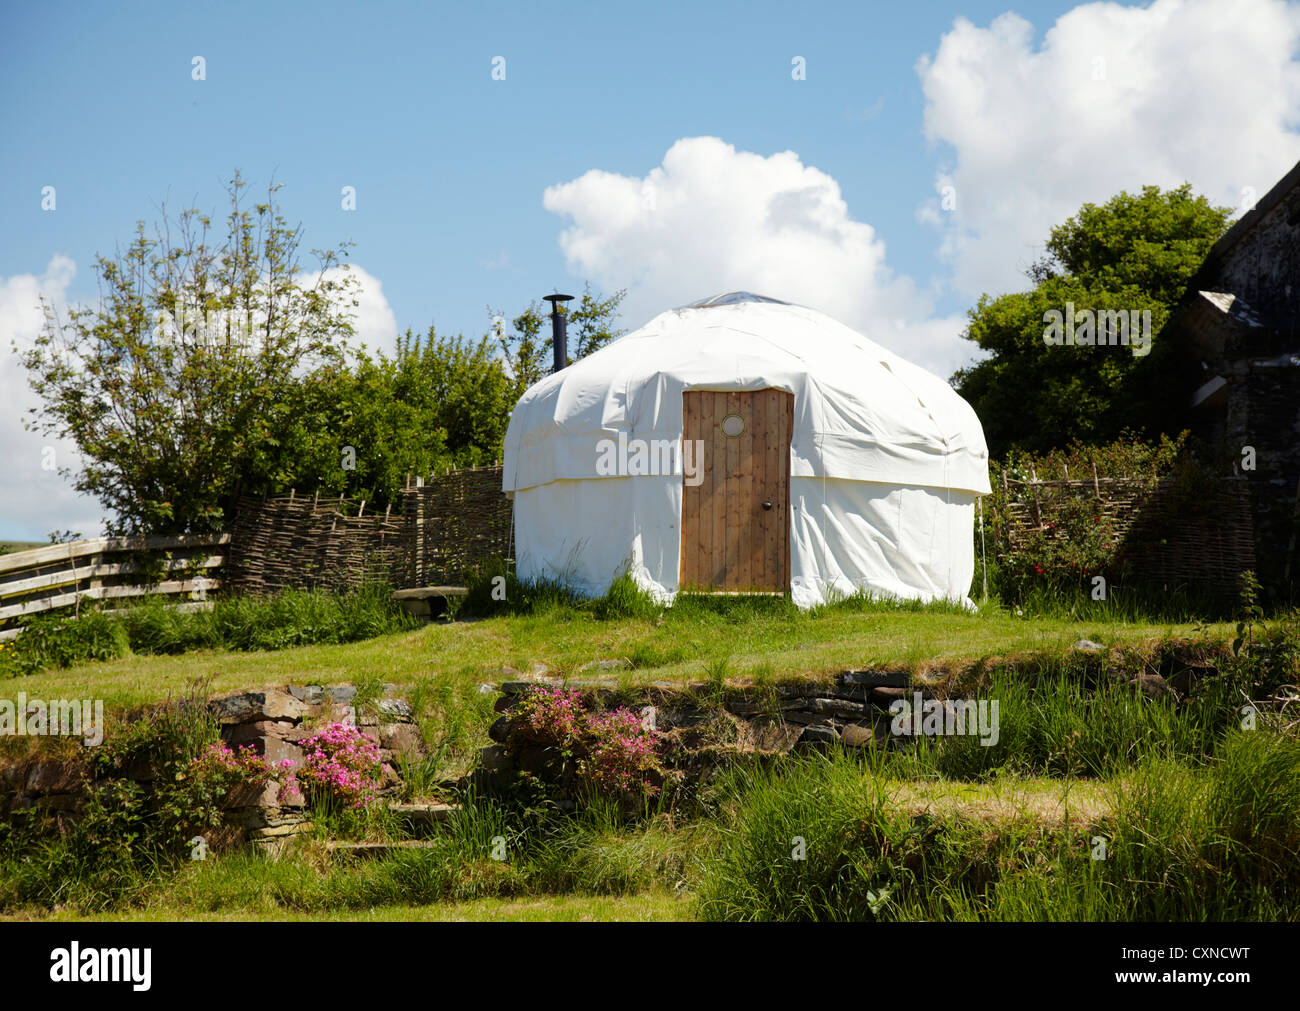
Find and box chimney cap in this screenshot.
[543,293,574,305]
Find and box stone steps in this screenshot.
[389,801,458,826]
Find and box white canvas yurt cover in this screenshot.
[503,293,991,609]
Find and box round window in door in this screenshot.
[720,413,745,437]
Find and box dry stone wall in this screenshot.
[0,683,427,852]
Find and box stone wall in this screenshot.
[1172,161,1300,598]
[2,645,1220,847]
[1203,166,1300,335]
[207,684,424,847]
[0,683,427,852]
[476,644,1205,797]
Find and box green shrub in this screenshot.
[0,607,129,676]
[2,583,417,676]
[0,679,285,911]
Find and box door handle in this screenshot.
[762,500,772,510]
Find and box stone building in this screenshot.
[1169,158,1300,599]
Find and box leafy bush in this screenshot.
[0,679,288,909]
[0,608,129,676]
[986,432,1186,601]
[1,583,417,677]
[981,432,1250,615]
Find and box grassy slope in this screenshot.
[0,607,1234,710]
[4,604,1271,923]
[8,891,693,922]
[0,542,44,555]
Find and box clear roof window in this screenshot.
[684,292,788,308]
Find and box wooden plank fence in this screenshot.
[0,533,229,642]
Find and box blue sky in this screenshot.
[2,0,1074,336]
[3,0,1299,538]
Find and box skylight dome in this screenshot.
[685,291,789,308]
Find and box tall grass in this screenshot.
[12,791,706,917]
[920,659,1242,781]
[1009,580,1232,623]
[695,731,1300,921]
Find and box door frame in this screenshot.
[679,388,792,594]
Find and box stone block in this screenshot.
[841,720,888,749]
[379,723,424,759]
[795,725,840,749]
[228,720,296,745]
[489,715,513,744]
[24,761,84,794]
[800,697,870,718]
[288,684,358,706]
[376,698,414,722]
[841,670,910,688]
[209,690,309,725]
[477,745,512,772]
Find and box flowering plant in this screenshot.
[515,686,584,749]
[190,740,276,782]
[507,687,661,798]
[580,708,660,796]
[293,721,383,810]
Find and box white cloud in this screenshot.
[543,136,970,376]
[298,263,399,356]
[0,255,104,542]
[916,0,1300,297]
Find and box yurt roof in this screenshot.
[503,295,991,496]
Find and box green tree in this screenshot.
[953,184,1233,456]
[324,328,518,504]
[493,282,626,399]
[19,173,358,534]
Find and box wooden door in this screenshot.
[680,389,792,592]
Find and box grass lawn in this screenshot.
[0,602,1235,710]
[5,590,1291,923]
[0,542,43,555]
[5,889,694,922]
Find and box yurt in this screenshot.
[502,292,991,609]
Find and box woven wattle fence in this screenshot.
[994,468,1256,592]
[224,466,512,594]
[404,466,513,588]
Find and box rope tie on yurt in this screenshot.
[821,450,828,602]
[944,453,952,601]
[508,497,516,572]
[978,494,988,604]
